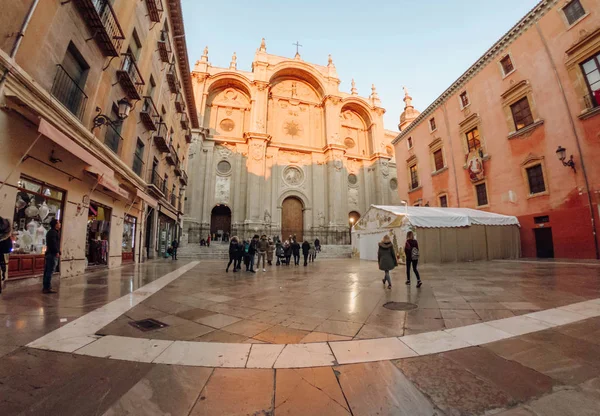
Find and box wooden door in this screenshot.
[210,206,231,236]
[282,197,303,242]
[534,228,554,258]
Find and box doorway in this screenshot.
[534,228,554,258]
[86,201,112,268]
[282,197,303,242]
[210,205,231,241]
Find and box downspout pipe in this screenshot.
[535,22,599,259]
[0,0,40,92]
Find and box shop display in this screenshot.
[86,202,111,267]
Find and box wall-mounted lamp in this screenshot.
[556,146,576,173]
[92,98,132,131]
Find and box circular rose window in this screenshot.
[348,174,358,185]
[344,137,356,149]
[389,178,398,190]
[219,118,235,132]
[217,160,232,174]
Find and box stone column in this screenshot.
[244,132,271,227]
[325,147,348,233]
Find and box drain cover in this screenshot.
[129,318,169,332]
[383,302,418,311]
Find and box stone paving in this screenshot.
[1,258,600,415]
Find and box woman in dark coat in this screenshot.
[378,235,397,289]
[404,231,422,288]
[226,237,239,273]
[301,240,310,266]
[283,240,292,266]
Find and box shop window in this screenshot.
[409,164,419,190]
[465,127,481,152]
[475,182,488,206]
[407,137,413,149]
[433,149,444,171]
[429,117,437,132]
[581,53,600,108]
[133,139,145,176]
[86,201,111,267]
[500,54,515,77]
[563,0,586,26]
[510,97,534,130]
[460,91,470,109]
[526,164,546,195]
[439,194,448,207]
[12,177,65,261]
[122,215,136,263]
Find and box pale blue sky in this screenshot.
[181,0,539,130]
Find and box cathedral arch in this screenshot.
[340,103,373,157]
[205,78,252,139]
[277,189,311,210]
[268,64,326,98]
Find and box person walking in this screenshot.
[0,217,13,291]
[404,231,422,288]
[275,239,283,266]
[207,234,211,247]
[302,240,310,266]
[314,238,321,258]
[235,237,244,271]
[171,238,179,260]
[43,219,61,294]
[283,240,292,266]
[378,235,397,289]
[267,237,274,265]
[226,237,239,272]
[291,239,301,266]
[247,235,258,273]
[257,235,268,272]
[308,244,316,263]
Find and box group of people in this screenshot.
[377,231,422,289]
[226,235,321,273]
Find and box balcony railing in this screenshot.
[147,169,165,196]
[174,92,186,113]
[144,0,163,23]
[180,112,189,130]
[132,153,145,177]
[166,63,179,94]
[165,145,177,166]
[584,90,600,110]
[152,123,170,153]
[157,30,172,63]
[104,122,123,154]
[73,0,125,57]
[51,65,88,120]
[185,128,192,144]
[117,53,145,100]
[140,96,159,131]
[174,161,182,176]
[179,170,188,186]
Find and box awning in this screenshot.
[38,119,113,178]
[158,204,178,222]
[85,165,131,200]
[136,189,158,208]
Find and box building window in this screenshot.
[407,137,413,149]
[475,183,488,206]
[51,42,89,119]
[581,53,600,108]
[409,164,419,190]
[510,97,534,130]
[500,54,514,76]
[439,195,448,207]
[429,117,437,131]
[526,164,546,195]
[148,75,156,97]
[563,0,586,26]
[133,139,145,176]
[433,149,444,171]
[460,91,469,108]
[465,128,481,152]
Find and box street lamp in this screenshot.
[92,98,133,131]
[349,217,355,245]
[556,146,576,172]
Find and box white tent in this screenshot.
[352,205,521,263]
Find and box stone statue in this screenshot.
[318,210,325,226]
[264,209,271,223]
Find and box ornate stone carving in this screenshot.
[282,166,304,187]
[381,160,390,177]
[264,209,271,223]
[318,210,325,226]
[250,142,265,161]
[467,151,485,182]
[348,188,359,207]
[284,120,302,137]
[215,176,230,204]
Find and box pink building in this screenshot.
[393,0,600,259]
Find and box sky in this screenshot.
[181,0,540,131]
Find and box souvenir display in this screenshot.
[38,201,50,221]
[24,200,39,218]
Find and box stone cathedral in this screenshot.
[183,40,402,244]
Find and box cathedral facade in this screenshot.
[184,40,401,244]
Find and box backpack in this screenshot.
[411,246,419,260]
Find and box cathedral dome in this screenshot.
[399,87,420,131]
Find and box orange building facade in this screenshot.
[393,0,600,259]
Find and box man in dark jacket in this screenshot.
[291,239,301,266]
[171,239,179,260]
[247,235,259,273]
[302,240,310,266]
[226,237,238,273]
[43,219,61,294]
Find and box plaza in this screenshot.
[1,258,600,415]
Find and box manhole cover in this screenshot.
[383,302,418,311]
[129,318,169,332]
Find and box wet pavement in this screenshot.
[1,258,600,415]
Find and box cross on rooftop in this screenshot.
[293,41,303,55]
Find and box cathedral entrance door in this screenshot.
[282,197,303,242]
[210,205,231,241]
